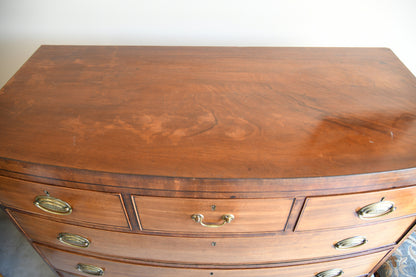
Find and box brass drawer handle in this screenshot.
[334,236,368,250]
[315,268,344,277]
[34,194,72,215]
[191,214,235,228]
[357,199,396,220]
[76,263,104,276]
[58,233,90,248]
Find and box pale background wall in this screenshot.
[1,0,416,87]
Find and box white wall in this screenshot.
[1,0,416,87]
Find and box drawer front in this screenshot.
[0,176,130,230]
[36,243,388,277]
[133,196,293,233]
[297,186,416,231]
[14,210,412,264]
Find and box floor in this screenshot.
[0,209,57,277]
[377,230,416,277]
[0,208,414,277]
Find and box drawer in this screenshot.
[36,243,388,277]
[133,196,293,233]
[13,210,413,264]
[296,186,416,231]
[0,176,130,230]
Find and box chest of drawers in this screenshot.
[1,46,416,277]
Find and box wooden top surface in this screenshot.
[1,46,415,179]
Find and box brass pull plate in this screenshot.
[334,236,368,250]
[315,268,344,277]
[33,195,72,215]
[357,200,396,220]
[191,214,235,228]
[76,263,104,276]
[58,233,90,248]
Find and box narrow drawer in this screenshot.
[36,243,388,277]
[0,176,130,230]
[296,186,416,231]
[11,210,413,264]
[133,196,293,233]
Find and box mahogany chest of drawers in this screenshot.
[1,46,416,277]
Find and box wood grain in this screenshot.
[0,46,415,179]
[35,243,389,277]
[0,176,130,230]
[11,210,414,265]
[1,46,416,276]
[296,185,416,231]
[2,157,416,199]
[133,196,293,233]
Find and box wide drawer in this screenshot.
[296,186,416,231]
[36,243,388,277]
[13,210,413,264]
[0,176,130,230]
[133,196,293,233]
